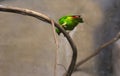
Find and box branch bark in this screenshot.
[0,5,77,76]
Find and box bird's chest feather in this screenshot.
[59,17,78,30]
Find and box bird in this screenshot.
[56,15,84,35]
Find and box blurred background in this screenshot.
[0,0,120,76]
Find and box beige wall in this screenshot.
[0,0,120,76]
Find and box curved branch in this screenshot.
[0,5,77,76]
[74,32,120,71]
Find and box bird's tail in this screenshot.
[55,28,61,35]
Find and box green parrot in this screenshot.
[56,15,84,35]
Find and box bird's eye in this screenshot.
[78,15,81,18]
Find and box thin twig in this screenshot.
[0,5,77,76]
[51,20,59,76]
[57,64,67,72]
[74,32,120,71]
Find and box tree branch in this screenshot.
[74,32,120,71]
[0,5,77,76]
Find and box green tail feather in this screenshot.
[56,28,61,35]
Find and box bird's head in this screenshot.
[71,15,84,23]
